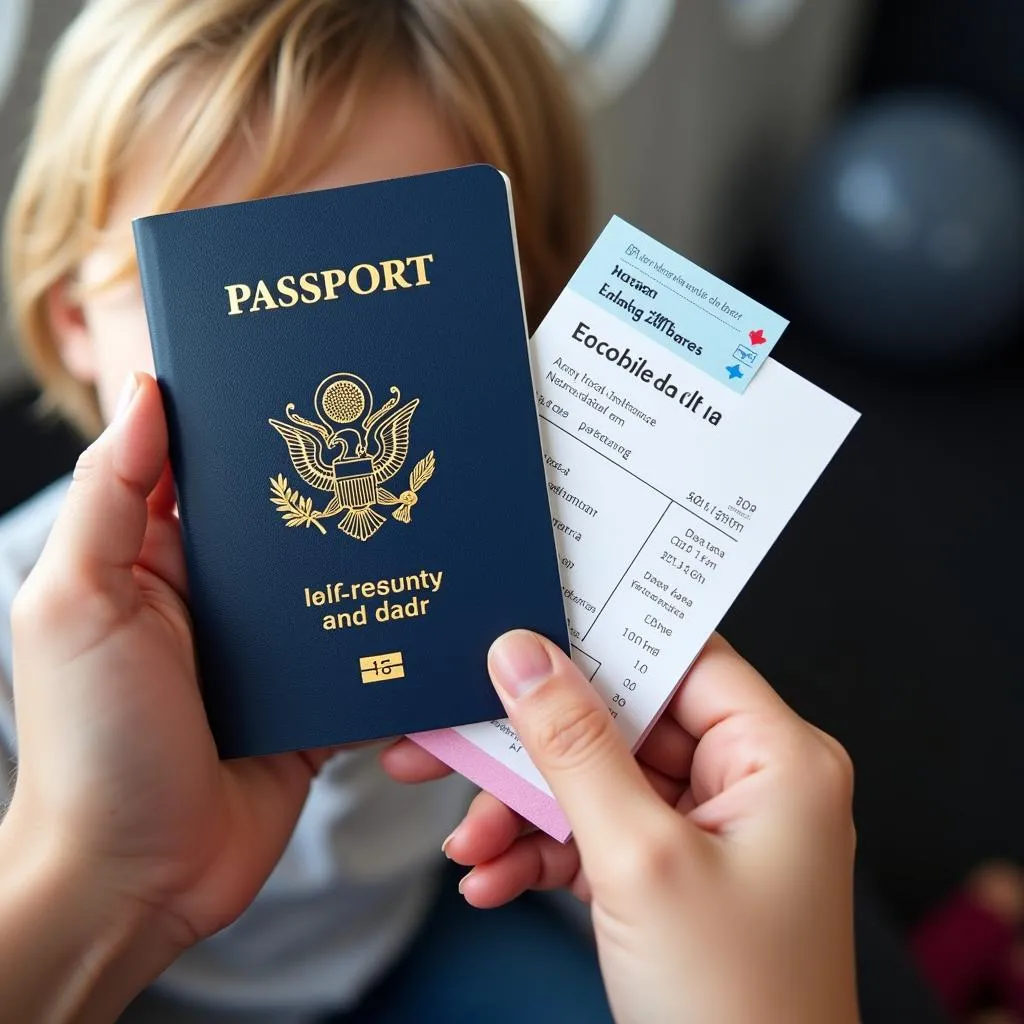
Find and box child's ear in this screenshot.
[47,277,97,383]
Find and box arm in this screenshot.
[0,814,178,1023]
[0,374,332,1021]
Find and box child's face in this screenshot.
[54,73,473,424]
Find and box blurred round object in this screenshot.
[781,94,1024,364]
[0,0,31,109]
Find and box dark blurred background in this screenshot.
[731,0,1024,921]
[1,1,1022,1020]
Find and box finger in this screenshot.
[378,738,454,783]
[673,634,801,810]
[676,787,698,816]
[642,761,689,807]
[635,715,697,780]
[686,725,852,843]
[668,634,793,741]
[137,490,188,602]
[38,373,167,592]
[459,832,584,909]
[488,630,669,855]
[671,639,854,834]
[443,790,527,865]
[444,761,684,869]
[147,459,178,519]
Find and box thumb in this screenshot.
[488,630,666,851]
[38,372,168,592]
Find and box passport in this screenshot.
[133,165,568,758]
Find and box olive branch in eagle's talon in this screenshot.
[409,451,435,492]
[389,451,435,523]
[270,474,327,534]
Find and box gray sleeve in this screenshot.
[0,526,23,815]
[0,477,71,816]
[0,567,19,816]
[0,665,15,816]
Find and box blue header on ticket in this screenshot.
[568,217,788,392]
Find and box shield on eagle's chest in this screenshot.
[333,456,377,509]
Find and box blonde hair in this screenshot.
[4,0,592,435]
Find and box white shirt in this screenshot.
[0,478,475,1019]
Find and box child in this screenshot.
[1,1,604,1021]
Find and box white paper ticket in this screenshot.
[413,218,860,840]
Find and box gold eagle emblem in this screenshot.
[268,372,434,541]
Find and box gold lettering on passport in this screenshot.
[360,652,405,684]
[269,372,436,542]
[225,254,434,315]
[303,570,444,631]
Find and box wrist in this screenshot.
[0,801,183,1022]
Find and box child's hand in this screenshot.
[6,373,333,955]
[385,633,858,1024]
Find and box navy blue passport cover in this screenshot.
[133,165,568,758]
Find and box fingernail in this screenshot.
[457,869,474,896]
[489,630,553,700]
[441,830,457,858]
[114,373,139,422]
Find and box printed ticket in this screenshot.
[413,218,860,841]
